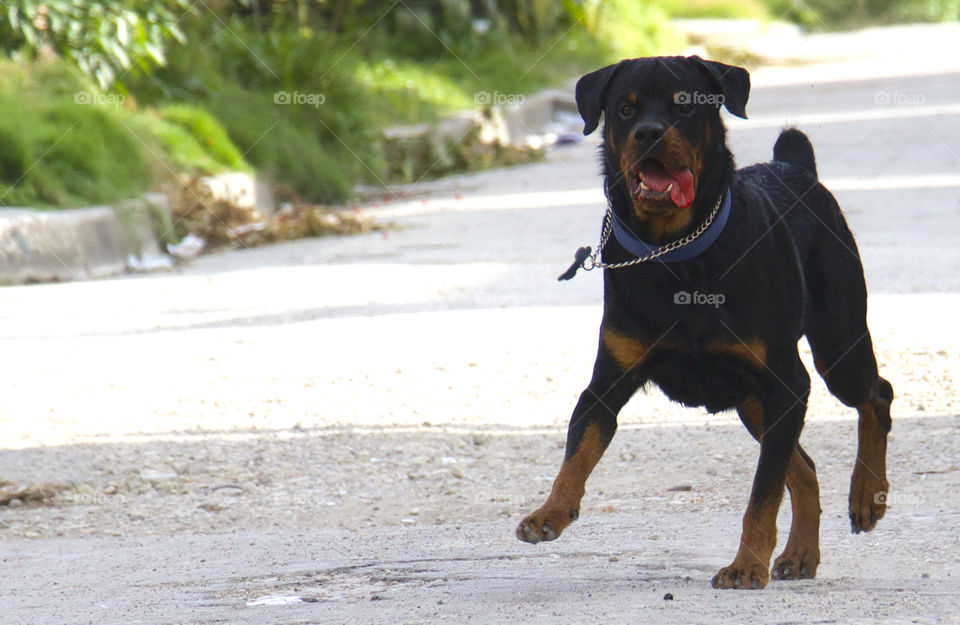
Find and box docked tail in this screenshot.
[773,127,818,178]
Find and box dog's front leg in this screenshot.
[516,328,643,543]
[713,355,810,589]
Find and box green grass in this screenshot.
[136,104,253,175]
[656,0,772,20]
[0,8,670,209]
[0,61,149,208]
[4,1,958,211]
[654,0,959,29]
[0,60,253,209]
[123,15,622,204]
[761,0,960,29]
[0,6,675,209]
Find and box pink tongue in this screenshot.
[639,163,695,209]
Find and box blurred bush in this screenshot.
[765,0,960,28]
[656,0,772,19]
[0,60,150,207]
[136,104,253,175]
[123,1,620,204]
[5,0,956,211]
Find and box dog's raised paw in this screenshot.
[515,506,577,544]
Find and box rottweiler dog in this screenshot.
[516,56,893,589]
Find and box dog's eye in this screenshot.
[618,103,633,118]
[676,102,695,116]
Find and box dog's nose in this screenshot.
[633,122,665,145]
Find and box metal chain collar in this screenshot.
[582,191,725,271]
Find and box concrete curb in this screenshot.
[0,193,171,285]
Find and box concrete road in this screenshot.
[2,31,960,625]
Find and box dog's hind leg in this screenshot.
[803,203,893,534]
[516,325,644,544]
[813,327,893,533]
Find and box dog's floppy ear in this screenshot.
[575,61,624,135]
[687,56,750,119]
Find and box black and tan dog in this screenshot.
[516,56,893,589]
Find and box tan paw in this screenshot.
[771,548,819,580]
[711,560,769,590]
[515,505,579,544]
[849,468,888,533]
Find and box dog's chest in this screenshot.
[646,342,762,412]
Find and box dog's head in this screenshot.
[576,56,749,239]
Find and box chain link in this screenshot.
[585,192,725,271]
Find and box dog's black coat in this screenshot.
[578,55,881,444]
[517,56,893,589]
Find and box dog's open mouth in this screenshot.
[629,158,695,209]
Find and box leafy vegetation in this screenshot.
[0,61,150,207]
[123,3,619,203]
[766,0,960,28]
[142,105,253,175]
[0,0,191,89]
[656,0,772,20]
[0,1,957,209]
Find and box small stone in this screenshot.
[663,593,674,601]
[198,502,229,512]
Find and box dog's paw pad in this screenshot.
[712,561,768,590]
[771,543,819,581]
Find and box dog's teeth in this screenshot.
[665,183,674,192]
[639,181,650,191]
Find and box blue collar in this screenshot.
[609,188,732,263]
